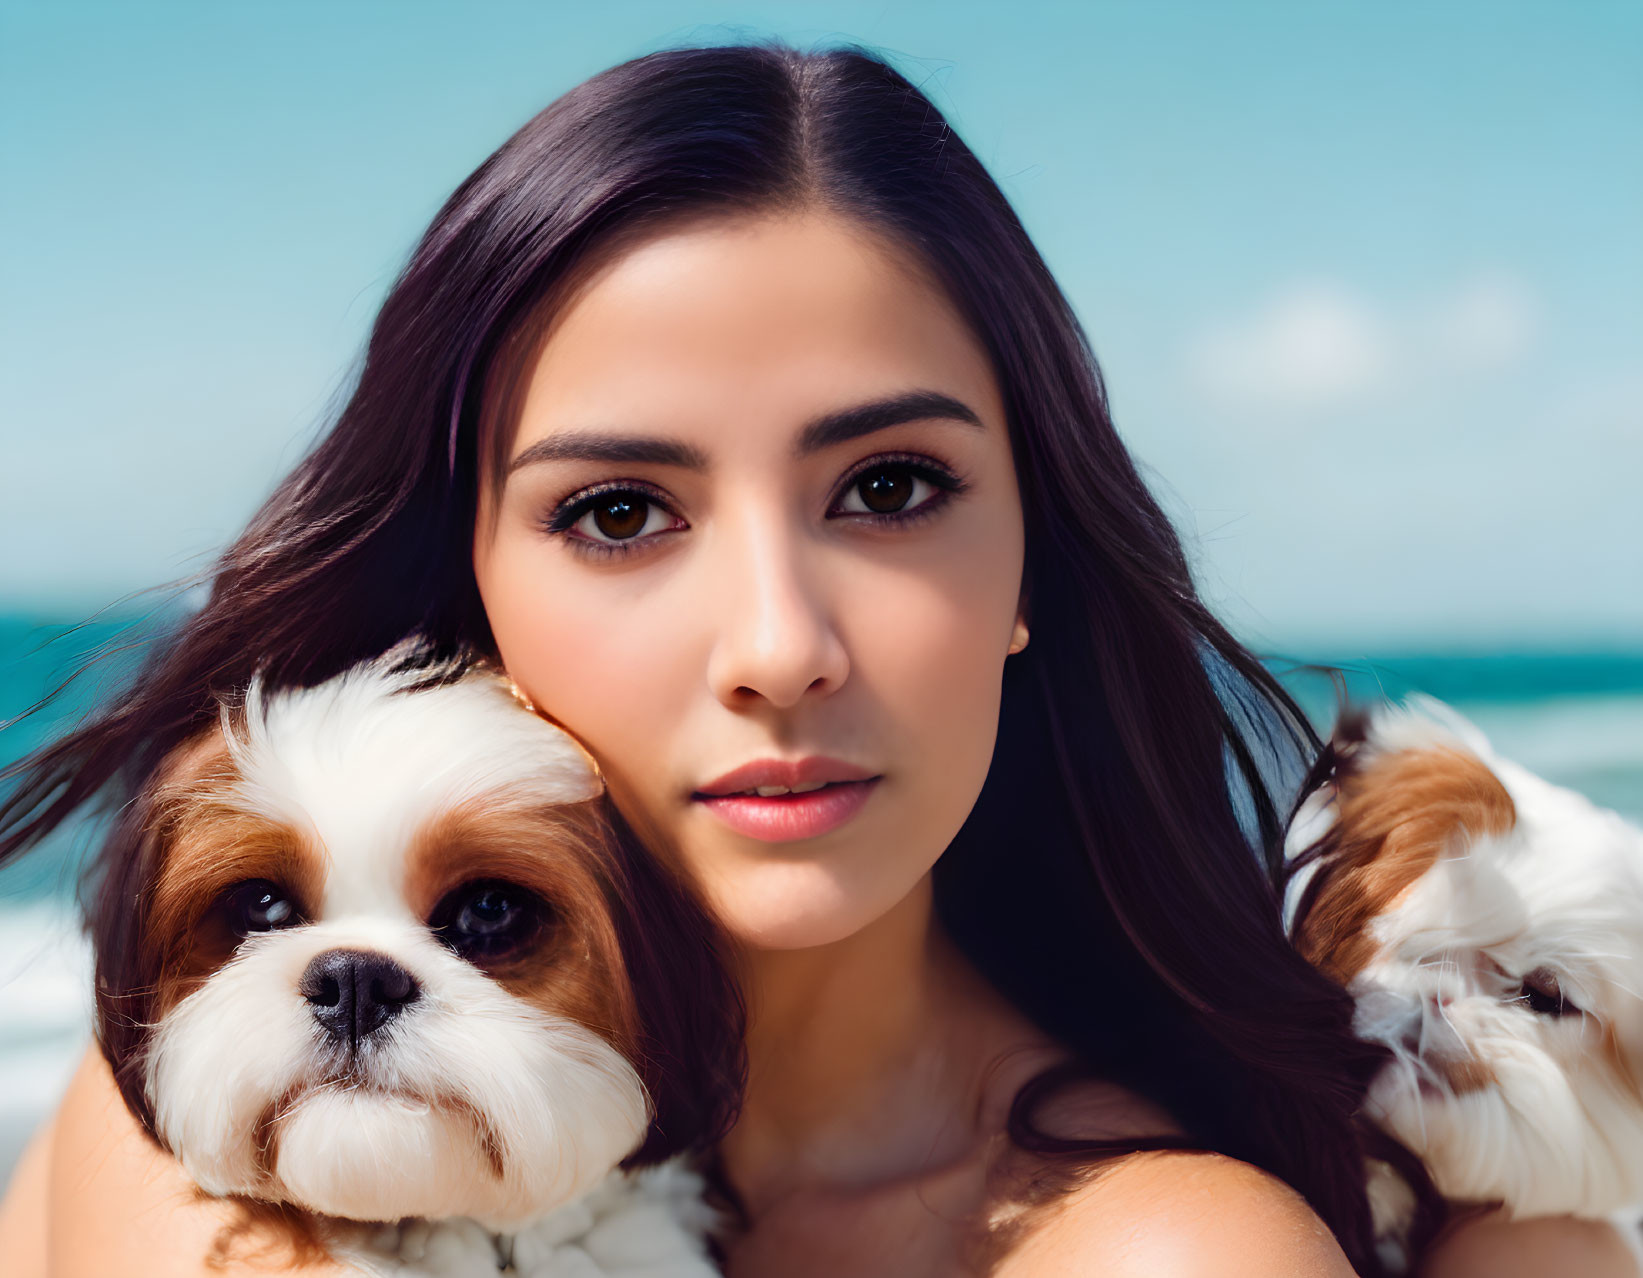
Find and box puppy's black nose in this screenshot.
[300,949,420,1046]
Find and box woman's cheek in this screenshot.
[480,506,1019,952]
[884,554,1015,805]
[890,623,1006,858]
[485,538,665,730]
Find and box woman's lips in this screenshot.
[694,777,880,842]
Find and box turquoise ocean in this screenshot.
[1,610,1638,1177]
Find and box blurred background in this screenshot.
[2,0,1639,1182]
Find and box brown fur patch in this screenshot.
[406,796,639,1061]
[1295,743,1517,984]
[437,1091,508,1181]
[143,729,325,1019]
[1603,1022,1643,1104]
[251,1086,303,1187]
[1431,1052,1498,1094]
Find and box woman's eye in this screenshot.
[836,465,926,515]
[543,485,682,560]
[221,879,299,935]
[569,492,676,546]
[430,880,552,963]
[831,457,965,523]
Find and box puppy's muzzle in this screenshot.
[300,949,420,1047]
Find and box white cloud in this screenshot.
[1186,272,1542,417]
[1187,280,1389,413]
[1420,272,1538,373]
[1555,366,1643,447]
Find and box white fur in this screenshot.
[147,918,649,1226]
[138,653,719,1273]
[1286,695,1643,1261]
[223,661,601,921]
[339,1158,721,1277]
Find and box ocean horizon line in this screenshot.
[3,606,1640,663]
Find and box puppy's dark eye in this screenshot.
[221,879,300,935]
[1519,967,1579,1017]
[430,880,551,963]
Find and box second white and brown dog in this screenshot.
[1285,694,1643,1269]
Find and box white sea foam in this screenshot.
[0,901,92,1183]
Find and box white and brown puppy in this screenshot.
[1285,694,1643,1268]
[88,650,736,1276]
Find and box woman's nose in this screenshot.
[704,508,850,710]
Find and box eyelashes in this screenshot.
[537,452,971,562]
[540,480,682,558]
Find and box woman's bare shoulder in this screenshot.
[994,1149,1357,1278]
[0,1105,51,1275]
[41,1041,353,1276]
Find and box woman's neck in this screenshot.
[719,873,1046,1212]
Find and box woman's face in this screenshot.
[473,210,1026,951]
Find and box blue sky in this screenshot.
[2,1,1638,650]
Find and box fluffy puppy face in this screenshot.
[1288,696,1643,1218]
[101,658,652,1230]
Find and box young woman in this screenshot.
[1,38,1632,1277]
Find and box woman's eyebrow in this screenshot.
[797,389,984,455]
[506,389,984,475]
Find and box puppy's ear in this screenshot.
[89,722,233,1138]
[1290,700,1516,984]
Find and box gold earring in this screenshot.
[505,674,538,713]
[1007,621,1030,655]
[502,673,607,789]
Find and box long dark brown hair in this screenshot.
[1,37,1436,1273]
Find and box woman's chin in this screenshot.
[710,860,928,951]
